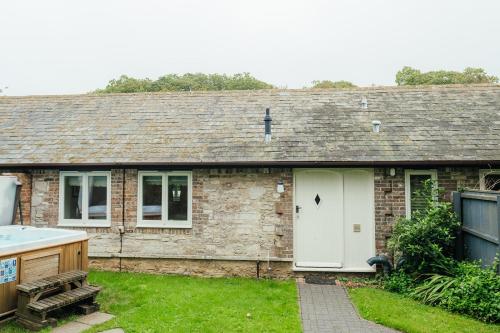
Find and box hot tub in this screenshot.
[0,226,89,319]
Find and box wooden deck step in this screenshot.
[27,285,100,313]
[16,270,88,295]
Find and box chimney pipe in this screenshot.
[264,107,272,143]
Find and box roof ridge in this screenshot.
[1,83,499,99]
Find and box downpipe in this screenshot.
[367,255,393,275]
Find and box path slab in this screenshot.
[76,312,114,326]
[51,312,115,333]
[51,321,90,333]
[298,282,399,333]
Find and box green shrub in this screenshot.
[388,180,460,275]
[412,261,500,323]
[383,271,416,295]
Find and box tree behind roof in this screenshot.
[396,67,498,86]
[94,73,274,93]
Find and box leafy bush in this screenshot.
[412,261,500,323]
[386,180,500,323]
[388,180,460,275]
[383,271,415,295]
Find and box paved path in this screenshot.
[298,283,398,333]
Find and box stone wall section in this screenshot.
[9,166,482,275]
[90,257,293,279]
[27,168,293,262]
[31,170,59,227]
[113,168,293,260]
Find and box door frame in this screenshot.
[292,168,376,272]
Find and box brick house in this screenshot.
[1,85,499,277]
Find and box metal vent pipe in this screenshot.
[264,108,272,143]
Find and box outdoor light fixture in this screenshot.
[277,180,285,193]
[389,168,396,177]
[372,120,381,133]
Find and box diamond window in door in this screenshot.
[314,194,321,205]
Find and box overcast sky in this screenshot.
[1,0,499,96]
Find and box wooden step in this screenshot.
[27,285,100,313]
[16,270,88,295]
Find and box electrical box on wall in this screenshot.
[353,224,361,232]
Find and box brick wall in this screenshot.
[373,167,480,255]
[374,168,406,255]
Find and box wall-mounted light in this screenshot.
[277,180,285,193]
[389,168,396,177]
[371,120,381,133]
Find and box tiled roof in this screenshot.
[1,85,499,166]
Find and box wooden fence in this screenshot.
[453,191,500,271]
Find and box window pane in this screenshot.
[142,176,162,220]
[168,176,188,221]
[88,176,108,220]
[485,174,500,191]
[64,176,82,219]
[410,174,432,214]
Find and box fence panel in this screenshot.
[453,191,500,270]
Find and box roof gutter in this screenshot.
[1,160,500,170]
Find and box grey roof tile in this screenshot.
[0,85,499,165]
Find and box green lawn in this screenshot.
[2,271,301,333]
[349,287,499,333]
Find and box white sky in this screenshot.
[1,0,499,96]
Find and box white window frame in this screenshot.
[404,169,437,218]
[58,171,112,227]
[137,171,192,228]
[479,169,500,190]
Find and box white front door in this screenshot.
[295,170,344,268]
[294,169,375,271]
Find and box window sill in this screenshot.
[58,221,111,228]
[136,222,192,229]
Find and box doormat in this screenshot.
[304,276,336,285]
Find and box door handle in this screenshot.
[296,205,302,213]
